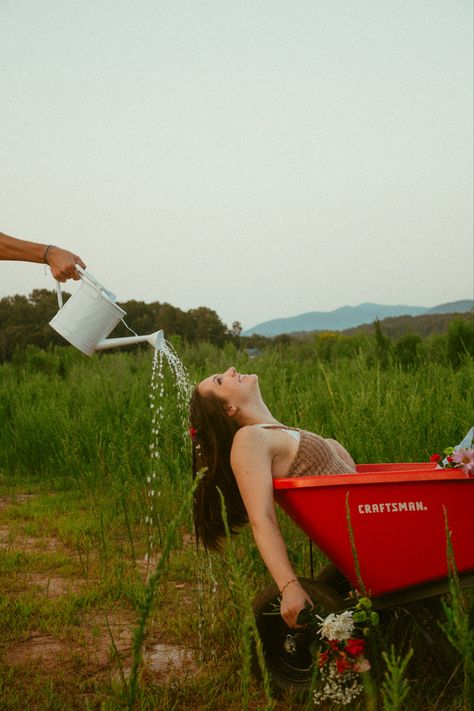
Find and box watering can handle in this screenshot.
[55,279,63,309]
[54,265,117,308]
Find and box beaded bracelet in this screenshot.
[279,577,298,594]
[43,244,54,264]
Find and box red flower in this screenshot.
[447,456,453,463]
[345,638,366,657]
[318,649,330,667]
[430,453,441,462]
[189,427,198,440]
[335,652,352,674]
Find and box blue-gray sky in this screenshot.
[1,0,472,330]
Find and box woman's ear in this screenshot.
[224,403,238,418]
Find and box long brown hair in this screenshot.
[189,386,248,550]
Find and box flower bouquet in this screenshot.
[297,597,379,706]
[430,426,474,477]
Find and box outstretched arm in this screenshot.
[0,232,86,282]
[231,426,313,627]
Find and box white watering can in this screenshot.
[49,266,164,356]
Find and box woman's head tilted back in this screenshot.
[190,382,247,550]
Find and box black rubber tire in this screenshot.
[311,563,352,598]
[252,572,351,698]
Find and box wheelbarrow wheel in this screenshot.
[252,573,350,698]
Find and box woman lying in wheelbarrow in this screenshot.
[190,366,356,628]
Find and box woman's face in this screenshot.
[198,366,258,405]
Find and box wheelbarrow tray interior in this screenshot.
[273,462,474,597]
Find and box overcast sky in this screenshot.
[1,0,472,330]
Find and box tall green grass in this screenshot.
[0,343,472,709]
[2,343,472,481]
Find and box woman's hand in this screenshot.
[280,580,313,628]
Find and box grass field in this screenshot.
[0,342,472,710]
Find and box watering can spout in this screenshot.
[95,330,165,352]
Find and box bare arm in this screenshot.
[231,426,313,627]
[0,232,86,282]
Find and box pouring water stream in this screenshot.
[145,337,218,662]
[145,337,192,552]
[48,266,218,663]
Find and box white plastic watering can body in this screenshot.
[49,266,164,355]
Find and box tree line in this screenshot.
[0,288,472,367]
[0,288,241,362]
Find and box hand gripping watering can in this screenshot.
[49,266,164,356]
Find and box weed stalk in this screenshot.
[380,645,413,711]
[218,487,275,711]
[439,508,474,711]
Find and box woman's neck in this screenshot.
[236,403,280,427]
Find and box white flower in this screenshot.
[313,661,363,706]
[318,610,355,641]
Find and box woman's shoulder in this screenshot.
[233,423,287,450]
[233,424,271,444]
[232,423,295,453]
[230,425,275,471]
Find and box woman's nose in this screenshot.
[226,366,236,376]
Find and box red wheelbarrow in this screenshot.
[252,463,474,695]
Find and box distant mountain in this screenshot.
[243,300,473,337]
[424,300,473,315]
[342,310,473,339]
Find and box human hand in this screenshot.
[47,246,86,282]
[280,580,313,628]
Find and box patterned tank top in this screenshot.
[257,424,356,476]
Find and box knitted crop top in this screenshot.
[256,424,356,477]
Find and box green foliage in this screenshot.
[447,317,474,366]
[344,311,473,340]
[380,645,414,711]
[0,289,229,361]
[1,344,472,482]
[1,288,472,368]
[440,513,474,710]
[127,481,197,710]
[218,488,275,711]
[374,318,391,368]
[0,342,473,709]
[393,332,422,369]
[0,289,70,361]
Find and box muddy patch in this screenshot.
[76,608,136,668]
[1,492,200,688]
[0,493,38,512]
[0,531,65,552]
[134,554,159,582]
[0,494,67,553]
[112,642,199,683]
[6,609,135,673]
[28,573,85,598]
[6,612,199,685]
[6,633,71,670]
[143,642,198,680]
[0,524,11,544]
